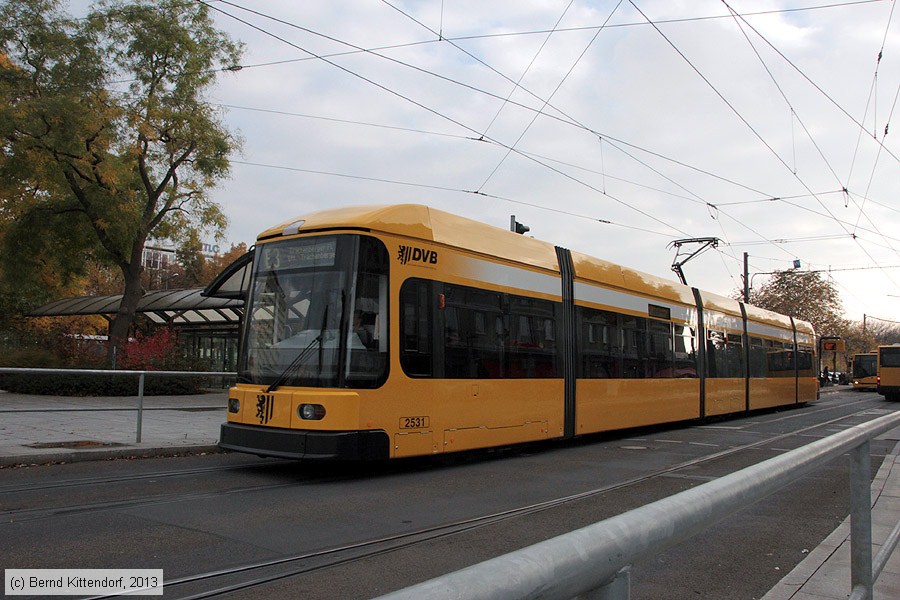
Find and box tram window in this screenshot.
[507,297,558,378]
[706,331,726,378]
[579,307,619,378]
[706,329,744,378]
[468,289,503,310]
[400,278,433,377]
[474,312,486,336]
[797,345,814,374]
[345,236,390,388]
[444,306,467,378]
[768,341,795,376]
[622,315,648,379]
[648,319,674,377]
[881,348,900,368]
[440,283,558,379]
[443,285,504,378]
[515,315,532,344]
[726,336,744,378]
[445,306,460,344]
[578,307,692,379]
[543,319,555,342]
[673,325,698,378]
[749,337,769,377]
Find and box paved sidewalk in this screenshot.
[0,389,226,465]
[762,430,900,600]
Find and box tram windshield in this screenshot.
[238,234,389,389]
[853,354,877,379]
[881,346,900,368]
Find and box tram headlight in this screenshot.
[227,398,240,413]
[299,403,326,420]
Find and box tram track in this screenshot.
[91,398,895,600]
[0,396,888,526]
[0,391,868,499]
[708,393,876,430]
[0,459,289,495]
[0,395,887,528]
[0,458,374,523]
[0,481,308,524]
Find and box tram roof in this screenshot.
[259,203,562,272]
[257,203,813,335]
[29,288,243,326]
[260,205,703,304]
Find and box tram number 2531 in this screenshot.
[400,416,430,429]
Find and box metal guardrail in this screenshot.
[376,411,900,600]
[0,367,236,443]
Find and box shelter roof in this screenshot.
[29,288,243,326]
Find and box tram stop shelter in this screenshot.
[27,253,252,372]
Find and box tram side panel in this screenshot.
[794,324,818,403]
[572,278,702,434]
[575,379,700,433]
[395,240,566,456]
[702,308,747,417]
[746,315,810,410]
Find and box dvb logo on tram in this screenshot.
[397,245,438,265]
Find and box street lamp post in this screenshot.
[743,252,749,302]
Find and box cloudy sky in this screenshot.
[192,0,898,326]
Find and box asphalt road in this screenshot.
[1,388,897,599]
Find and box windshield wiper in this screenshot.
[266,306,328,393]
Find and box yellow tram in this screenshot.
[217,204,818,460]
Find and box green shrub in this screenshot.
[0,346,67,368]
[0,371,206,396]
[0,329,213,395]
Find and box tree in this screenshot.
[176,232,206,288]
[865,319,900,346]
[174,240,249,288]
[841,320,876,356]
[0,0,243,364]
[741,270,848,337]
[204,243,249,283]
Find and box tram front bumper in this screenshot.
[219,422,389,461]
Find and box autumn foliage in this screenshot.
[117,328,181,371]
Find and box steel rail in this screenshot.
[0,459,287,494]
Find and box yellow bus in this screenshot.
[877,345,900,401]
[215,204,818,460]
[851,352,877,391]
